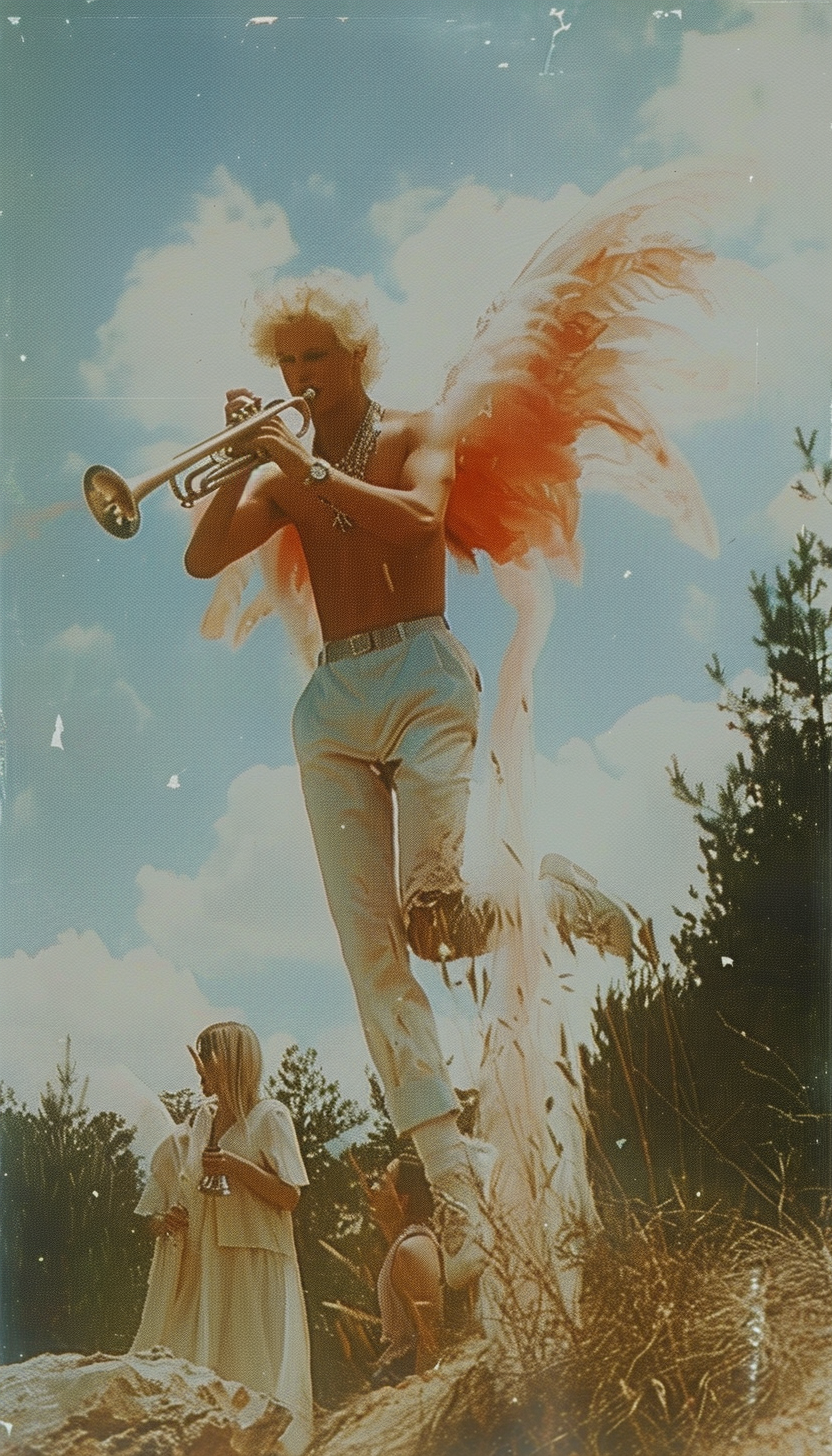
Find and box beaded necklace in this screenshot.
[317,398,384,532]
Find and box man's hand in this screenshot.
[254,415,313,485]
[225,388,262,425]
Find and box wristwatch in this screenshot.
[305,460,330,488]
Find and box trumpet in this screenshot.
[82,388,317,539]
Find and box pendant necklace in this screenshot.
[316,399,384,532]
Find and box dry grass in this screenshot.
[433,1204,832,1456]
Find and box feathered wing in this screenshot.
[436,158,762,575]
[198,159,758,653]
[198,524,323,669]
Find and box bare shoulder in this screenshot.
[380,406,443,450]
[394,1229,441,1268]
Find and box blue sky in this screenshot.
[2,0,830,1144]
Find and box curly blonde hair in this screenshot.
[247,268,388,388]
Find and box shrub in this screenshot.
[0,1041,152,1362]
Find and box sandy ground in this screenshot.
[715,1363,832,1456]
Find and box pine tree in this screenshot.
[583,433,832,1223]
[266,1045,382,1404]
[669,527,831,1117]
[0,1042,152,1361]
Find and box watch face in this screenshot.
[309,461,329,482]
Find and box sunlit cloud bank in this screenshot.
[640,4,830,254]
[79,166,298,444]
[764,476,832,549]
[639,2,831,388]
[370,180,592,408]
[135,763,341,973]
[81,22,828,469]
[135,692,737,991]
[78,172,598,437]
[0,928,365,1159]
[461,691,736,966]
[50,623,114,656]
[1,689,742,1140]
[0,931,236,1134]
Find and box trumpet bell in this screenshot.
[83,464,141,540]
[82,388,316,539]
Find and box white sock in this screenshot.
[410,1113,468,1185]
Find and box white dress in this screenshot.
[132,1120,191,1348]
[131,1100,313,1456]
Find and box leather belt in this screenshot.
[319,614,448,665]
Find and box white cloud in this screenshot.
[11,789,35,828]
[0,929,375,1162]
[82,151,810,482]
[0,931,236,1134]
[464,692,736,978]
[90,169,590,439]
[135,693,736,1011]
[51,623,114,655]
[372,180,591,409]
[637,4,831,392]
[306,173,335,198]
[639,6,830,254]
[555,693,733,921]
[368,169,804,431]
[729,667,768,701]
[136,763,341,973]
[4,695,743,1147]
[79,166,298,444]
[302,1021,377,1110]
[369,183,444,247]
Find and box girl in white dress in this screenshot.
[132,1022,313,1456]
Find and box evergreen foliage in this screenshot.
[7,427,829,1414]
[584,432,832,1223]
[158,1086,200,1124]
[265,1045,395,1405]
[0,1041,152,1362]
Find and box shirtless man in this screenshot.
[185,271,495,1288]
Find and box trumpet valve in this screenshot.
[226,395,261,427]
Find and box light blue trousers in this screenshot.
[292,620,480,1133]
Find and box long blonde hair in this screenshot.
[196,1022,263,1127]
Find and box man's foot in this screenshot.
[406,890,496,963]
[432,1139,497,1290]
[539,853,634,964]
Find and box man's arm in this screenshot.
[319,439,455,543]
[183,466,289,579]
[391,1236,444,1373]
[254,414,455,546]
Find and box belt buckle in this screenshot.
[348,631,372,657]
